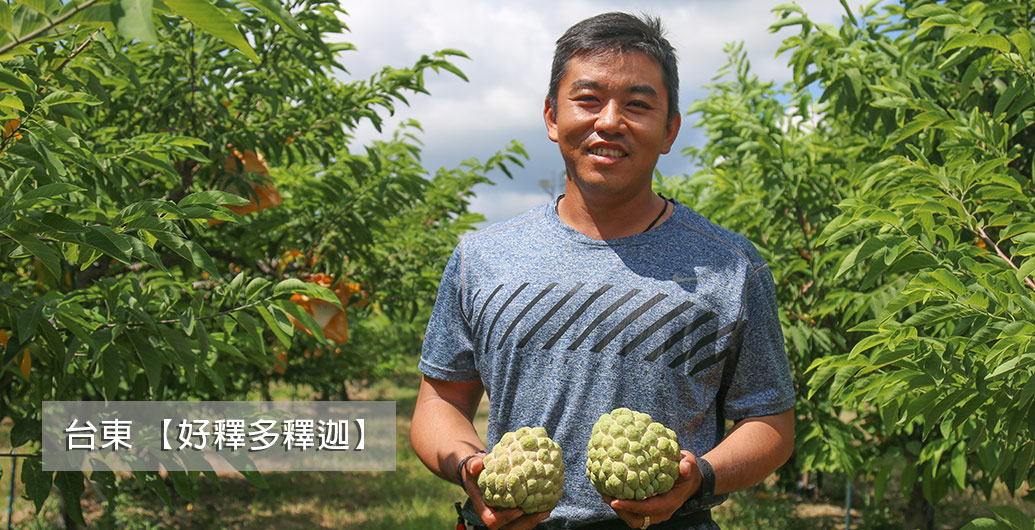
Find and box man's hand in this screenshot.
[603,450,701,528]
[462,454,553,530]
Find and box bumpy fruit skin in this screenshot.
[585,408,681,500]
[477,426,565,514]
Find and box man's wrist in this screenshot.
[455,450,487,487]
[694,456,716,498]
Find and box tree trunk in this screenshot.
[903,480,934,530]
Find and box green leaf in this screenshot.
[180,240,218,276]
[16,299,43,344]
[256,305,291,347]
[275,299,326,344]
[0,69,34,94]
[13,182,85,209]
[54,471,85,524]
[941,32,977,53]
[40,90,102,107]
[931,269,967,296]
[907,5,956,18]
[951,449,967,490]
[1009,30,1034,58]
[147,226,217,275]
[240,469,268,488]
[1015,257,1035,285]
[77,225,134,264]
[233,311,265,359]
[902,304,959,326]
[162,0,259,62]
[989,505,1034,530]
[992,80,1024,121]
[244,0,305,40]
[101,347,121,400]
[178,189,250,207]
[973,34,1012,54]
[273,278,343,310]
[0,92,24,113]
[3,230,62,280]
[959,519,1005,530]
[112,0,157,42]
[129,333,164,397]
[244,277,270,299]
[10,416,39,448]
[134,471,172,509]
[883,116,939,149]
[21,457,52,513]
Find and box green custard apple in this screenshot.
[477,426,565,513]
[585,407,681,500]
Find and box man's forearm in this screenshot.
[410,377,487,484]
[701,408,794,495]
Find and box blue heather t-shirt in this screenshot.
[419,196,795,527]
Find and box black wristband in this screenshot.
[695,456,716,498]
[456,450,486,487]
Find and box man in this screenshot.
[411,12,795,530]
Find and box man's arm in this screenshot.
[410,375,551,530]
[410,375,486,482]
[607,408,794,528]
[707,407,795,494]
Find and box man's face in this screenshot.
[544,50,680,197]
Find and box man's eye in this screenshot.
[629,101,652,109]
[575,95,598,102]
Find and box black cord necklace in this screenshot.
[642,194,672,233]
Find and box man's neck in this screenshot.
[556,181,672,240]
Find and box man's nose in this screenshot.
[595,100,625,134]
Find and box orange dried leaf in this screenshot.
[19,351,30,379]
[3,119,22,141]
[274,352,287,374]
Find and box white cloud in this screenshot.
[469,189,555,226]
[335,1,853,217]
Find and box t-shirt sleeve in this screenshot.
[418,243,480,382]
[722,262,796,421]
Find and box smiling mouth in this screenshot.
[588,147,627,158]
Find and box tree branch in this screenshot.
[0,0,100,56]
[951,191,1035,291]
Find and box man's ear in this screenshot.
[660,112,681,155]
[544,98,559,143]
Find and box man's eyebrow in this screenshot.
[570,80,602,91]
[628,84,658,97]
[568,80,659,98]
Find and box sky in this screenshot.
[336,0,850,226]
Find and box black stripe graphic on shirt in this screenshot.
[568,289,641,350]
[643,311,716,361]
[518,283,585,348]
[484,283,529,352]
[617,300,695,356]
[472,284,504,337]
[543,284,613,349]
[590,293,669,352]
[498,283,558,349]
[464,288,481,325]
[670,321,739,370]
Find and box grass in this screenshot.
[4,380,1033,529]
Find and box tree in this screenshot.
[0,0,523,522]
[660,1,1034,527]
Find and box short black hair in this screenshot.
[548,12,679,122]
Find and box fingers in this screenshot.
[478,507,525,529]
[465,457,553,530]
[677,450,698,479]
[609,507,643,529]
[468,456,485,482]
[499,511,552,530]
